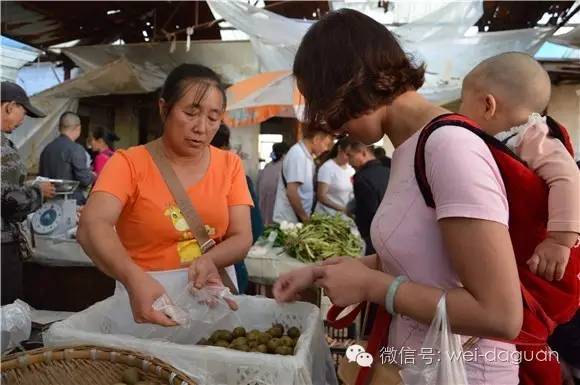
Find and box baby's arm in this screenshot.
[516,121,580,281]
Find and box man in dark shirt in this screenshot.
[347,142,389,255]
[39,112,95,204]
[373,146,392,169]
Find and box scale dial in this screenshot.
[32,203,63,235]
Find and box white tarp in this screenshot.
[11,41,260,170]
[62,41,259,85]
[38,58,166,98]
[208,1,483,72]
[209,1,551,106]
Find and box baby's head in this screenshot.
[459,52,551,135]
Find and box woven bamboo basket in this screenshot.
[1,345,197,385]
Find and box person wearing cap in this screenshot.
[1,81,55,305]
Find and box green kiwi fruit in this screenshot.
[287,327,300,339]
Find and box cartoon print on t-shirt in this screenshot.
[164,205,216,264]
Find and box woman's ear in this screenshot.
[483,94,497,120]
[158,98,168,121]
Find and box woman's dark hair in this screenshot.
[325,137,351,161]
[272,142,289,162]
[294,9,425,131]
[210,123,231,149]
[91,126,120,149]
[160,64,227,121]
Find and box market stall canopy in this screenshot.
[211,1,551,106]
[224,71,302,128]
[60,40,258,84]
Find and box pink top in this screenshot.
[93,149,114,177]
[371,125,519,384]
[511,114,580,234]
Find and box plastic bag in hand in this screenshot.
[154,283,236,325]
[1,300,32,352]
[399,294,469,385]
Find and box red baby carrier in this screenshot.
[327,113,579,385]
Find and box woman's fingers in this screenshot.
[148,309,178,327]
[194,263,209,289]
[224,297,239,311]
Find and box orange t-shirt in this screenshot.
[92,145,253,271]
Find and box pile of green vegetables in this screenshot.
[262,214,362,263]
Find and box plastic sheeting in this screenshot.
[11,40,260,170]
[209,1,551,107]
[62,41,259,85]
[208,1,484,72]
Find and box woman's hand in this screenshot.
[314,258,383,307]
[273,265,322,303]
[188,255,238,310]
[125,271,177,326]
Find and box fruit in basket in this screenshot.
[212,330,234,343]
[200,326,301,355]
[280,336,295,348]
[121,367,140,385]
[275,346,294,355]
[247,330,260,341]
[233,344,250,352]
[267,338,281,353]
[232,336,248,346]
[257,332,271,344]
[233,327,246,338]
[287,327,301,339]
[215,340,230,348]
[272,323,285,334]
[267,327,283,338]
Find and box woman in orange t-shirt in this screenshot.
[77,64,253,326]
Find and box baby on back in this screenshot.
[459,52,579,282]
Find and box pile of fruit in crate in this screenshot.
[261,213,363,263]
[197,324,301,355]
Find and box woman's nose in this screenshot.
[192,116,208,134]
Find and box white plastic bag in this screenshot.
[153,283,237,325]
[399,295,468,385]
[1,300,32,352]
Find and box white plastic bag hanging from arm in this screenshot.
[399,294,469,385]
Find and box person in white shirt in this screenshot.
[315,138,355,215]
[272,128,333,223]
